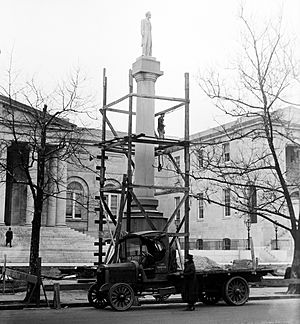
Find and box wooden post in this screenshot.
[126,70,133,233]
[250,237,256,270]
[98,68,107,268]
[2,254,7,293]
[184,73,190,259]
[112,174,128,262]
[53,283,61,309]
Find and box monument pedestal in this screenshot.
[123,198,167,232]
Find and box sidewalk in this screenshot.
[0,280,300,310]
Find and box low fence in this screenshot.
[1,254,49,307]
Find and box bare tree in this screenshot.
[195,8,300,293]
[0,67,94,301]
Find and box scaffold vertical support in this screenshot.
[126,69,134,232]
[98,68,107,268]
[184,72,190,259]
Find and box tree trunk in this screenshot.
[287,233,300,294]
[24,208,42,303]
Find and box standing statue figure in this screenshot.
[141,11,152,56]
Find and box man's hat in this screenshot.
[187,254,193,260]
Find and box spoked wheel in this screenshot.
[88,283,109,309]
[222,276,249,306]
[199,292,221,305]
[108,283,135,311]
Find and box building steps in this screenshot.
[0,226,97,266]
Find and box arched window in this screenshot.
[66,181,84,219]
[223,238,231,250]
[196,239,203,250]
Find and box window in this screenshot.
[66,181,84,219]
[224,188,231,216]
[223,143,230,162]
[174,196,181,226]
[197,193,204,219]
[196,239,203,250]
[196,149,203,168]
[104,193,118,218]
[290,147,299,163]
[223,238,231,250]
[248,183,257,223]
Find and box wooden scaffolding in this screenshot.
[94,68,190,268]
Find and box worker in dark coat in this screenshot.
[5,227,13,247]
[182,254,198,310]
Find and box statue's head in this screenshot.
[145,11,151,18]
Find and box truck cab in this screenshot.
[118,231,177,279]
[89,231,179,310]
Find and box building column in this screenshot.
[0,144,7,226]
[47,156,57,226]
[56,158,67,227]
[25,152,38,226]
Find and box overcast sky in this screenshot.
[1,0,299,137]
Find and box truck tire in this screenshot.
[108,283,135,311]
[88,283,109,309]
[222,276,249,306]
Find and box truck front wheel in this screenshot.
[88,283,109,309]
[222,276,249,306]
[109,283,135,311]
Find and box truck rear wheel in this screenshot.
[222,276,249,306]
[109,283,135,311]
[88,283,109,309]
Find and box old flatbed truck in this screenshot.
[88,231,274,311]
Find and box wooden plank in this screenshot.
[132,93,187,103]
[132,183,186,191]
[105,107,136,115]
[5,268,38,284]
[154,102,185,117]
[260,278,300,286]
[103,94,130,109]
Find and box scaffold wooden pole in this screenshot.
[126,70,133,232]
[184,72,190,259]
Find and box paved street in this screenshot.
[1,299,299,324]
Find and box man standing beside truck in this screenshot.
[182,254,198,311]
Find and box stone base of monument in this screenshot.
[123,198,167,232]
[122,215,167,232]
[132,56,163,76]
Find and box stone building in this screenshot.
[157,106,300,264]
[0,95,126,241]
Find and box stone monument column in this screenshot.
[56,158,67,227]
[132,56,163,199]
[129,55,166,231]
[0,144,7,226]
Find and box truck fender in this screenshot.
[99,283,110,292]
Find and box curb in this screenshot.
[1,294,300,310]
